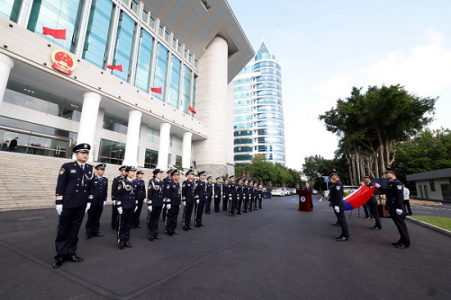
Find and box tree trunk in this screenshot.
[360,156,366,179]
[351,153,357,186]
[384,139,390,168]
[347,158,352,185]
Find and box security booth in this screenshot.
[296,190,312,212]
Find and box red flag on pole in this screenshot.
[42,27,66,40]
[107,64,123,72]
[151,87,162,94]
[188,105,196,114]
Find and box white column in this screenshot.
[0,54,15,110]
[157,123,171,170]
[182,132,192,169]
[137,123,148,167]
[123,110,142,167]
[76,92,101,162]
[17,0,33,27]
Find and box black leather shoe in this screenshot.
[125,243,133,248]
[112,228,117,231]
[195,224,200,228]
[173,231,179,234]
[52,257,64,269]
[85,235,90,240]
[200,224,206,226]
[188,226,194,230]
[335,235,343,239]
[392,242,399,246]
[183,227,189,231]
[370,226,381,230]
[119,244,125,250]
[95,232,105,237]
[395,244,407,249]
[237,212,242,215]
[155,236,162,239]
[335,236,349,241]
[149,236,154,241]
[167,232,173,236]
[332,222,340,226]
[67,255,83,262]
[136,225,142,228]
[243,211,247,213]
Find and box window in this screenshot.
[144,149,158,168]
[182,66,192,114]
[168,56,181,108]
[142,10,148,22]
[430,180,436,192]
[0,0,22,22]
[112,12,136,82]
[201,0,211,10]
[98,139,125,165]
[153,43,169,101]
[158,25,163,37]
[234,138,252,145]
[234,130,252,137]
[134,29,154,92]
[130,0,138,13]
[149,16,155,28]
[234,147,252,153]
[147,128,160,142]
[103,114,128,134]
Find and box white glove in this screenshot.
[375,183,381,188]
[134,206,138,212]
[103,201,106,207]
[85,202,91,213]
[396,208,403,215]
[334,206,340,213]
[112,200,116,206]
[56,204,62,215]
[117,207,123,214]
[196,199,199,204]
[166,204,171,210]
[148,205,152,212]
[215,195,218,198]
[183,201,186,207]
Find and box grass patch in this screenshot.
[411,216,451,231]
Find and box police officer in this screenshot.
[164,169,181,236]
[162,169,173,223]
[328,176,340,226]
[257,182,263,209]
[116,166,138,249]
[132,170,146,228]
[53,143,94,269]
[364,175,382,230]
[248,179,254,212]
[182,170,196,231]
[222,178,229,211]
[85,163,107,239]
[376,168,410,248]
[111,165,126,231]
[330,171,349,241]
[228,175,237,216]
[253,181,259,210]
[236,177,243,215]
[214,177,222,213]
[205,175,213,214]
[195,171,208,227]
[242,178,249,213]
[147,169,164,241]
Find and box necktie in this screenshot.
[81,164,84,171]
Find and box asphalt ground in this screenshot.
[1,195,450,300]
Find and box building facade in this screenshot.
[406,168,451,201]
[0,0,254,177]
[233,42,285,167]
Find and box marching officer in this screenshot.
[222,178,229,211]
[253,182,259,210]
[257,183,263,209]
[85,163,107,239]
[111,165,126,231]
[195,171,208,227]
[228,175,237,216]
[132,170,146,228]
[376,168,410,248]
[147,169,164,241]
[205,175,213,214]
[330,171,349,241]
[162,169,173,223]
[236,177,243,215]
[242,178,249,213]
[248,179,254,212]
[364,175,382,230]
[116,166,138,249]
[182,170,196,231]
[53,143,94,269]
[164,169,181,236]
[214,177,222,213]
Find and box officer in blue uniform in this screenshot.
[248,179,254,212]
[364,175,382,230]
[111,165,126,231]
[205,175,213,214]
[53,143,94,269]
[147,169,164,241]
[116,166,138,249]
[228,175,237,216]
[214,177,222,213]
[330,171,349,241]
[236,177,243,215]
[257,183,263,209]
[222,178,229,211]
[242,178,249,213]
[164,169,181,236]
[85,163,107,239]
[182,169,196,231]
[195,171,208,227]
[376,168,410,248]
[253,182,259,210]
[162,169,173,223]
[132,170,146,228]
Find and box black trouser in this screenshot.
[404,201,412,215]
[214,195,220,212]
[237,197,242,213]
[368,202,382,228]
[249,195,254,211]
[243,196,248,212]
[165,204,180,234]
[363,203,370,218]
[162,205,167,222]
[85,204,103,237]
[183,203,194,229]
[148,206,162,238]
[389,209,410,246]
[258,196,262,209]
[205,196,212,214]
[230,197,237,216]
[111,203,119,230]
[118,208,134,245]
[133,199,144,227]
[55,207,85,258]
[336,208,349,237]
[222,196,228,211]
[196,202,205,225]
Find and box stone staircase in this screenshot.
[0,151,187,211]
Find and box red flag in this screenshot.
[188,105,196,114]
[151,87,162,94]
[107,64,123,72]
[42,27,66,40]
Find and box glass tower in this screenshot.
[233,42,286,166]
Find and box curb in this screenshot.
[407,216,451,237]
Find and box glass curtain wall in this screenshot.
[112,11,136,81]
[168,56,181,108]
[153,43,169,101]
[182,66,192,114]
[0,0,22,21]
[98,139,125,165]
[134,29,154,92]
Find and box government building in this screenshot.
[233,42,286,167]
[0,0,254,177]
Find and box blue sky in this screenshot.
[228,0,451,170]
